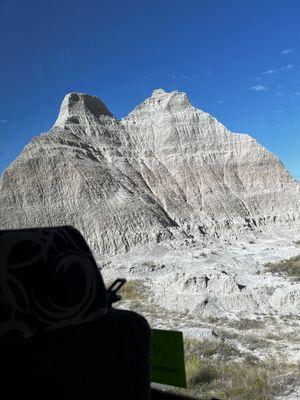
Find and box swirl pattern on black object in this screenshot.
[0,226,107,341]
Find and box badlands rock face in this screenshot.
[0,93,178,254]
[122,89,300,236]
[0,89,299,255]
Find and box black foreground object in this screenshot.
[0,226,151,400]
[0,226,107,340]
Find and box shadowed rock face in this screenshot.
[0,89,299,254]
[54,93,113,128]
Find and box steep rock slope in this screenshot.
[0,93,177,254]
[122,89,300,237]
[0,90,299,254]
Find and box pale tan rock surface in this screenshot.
[0,90,299,254]
[0,93,177,254]
[122,89,300,237]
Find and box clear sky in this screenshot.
[0,0,299,179]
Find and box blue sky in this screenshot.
[0,0,299,179]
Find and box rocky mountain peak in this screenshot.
[54,92,113,128]
[0,89,299,256]
[124,88,194,120]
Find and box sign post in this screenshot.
[150,329,187,388]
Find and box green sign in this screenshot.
[150,329,187,388]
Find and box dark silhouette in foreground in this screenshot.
[0,226,150,399]
[0,225,219,400]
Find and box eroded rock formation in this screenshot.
[0,90,299,254]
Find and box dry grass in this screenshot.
[204,316,221,324]
[243,335,272,351]
[228,318,265,331]
[265,332,283,341]
[105,278,150,306]
[185,352,299,400]
[118,279,148,301]
[265,255,300,281]
[185,338,241,361]
[214,360,280,400]
[177,337,300,400]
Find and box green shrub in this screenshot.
[186,356,218,386]
[265,255,300,281]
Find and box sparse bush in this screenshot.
[228,318,265,330]
[106,279,148,302]
[120,279,148,301]
[180,337,300,399]
[216,329,239,340]
[185,338,241,360]
[205,315,221,324]
[243,353,260,365]
[184,351,293,400]
[186,356,218,386]
[214,359,282,400]
[265,332,283,341]
[141,260,156,268]
[265,255,300,281]
[244,335,272,351]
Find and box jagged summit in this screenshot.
[124,88,194,120]
[152,88,167,96]
[150,88,188,101]
[150,87,187,98]
[54,92,113,128]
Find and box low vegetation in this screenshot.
[227,318,265,331]
[182,338,300,400]
[265,255,300,281]
[140,260,157,268]
[186,357,286,400]
[118,279,150,302]
[105,278,150,304]
[243,335,272,351]
[185,338,241,361]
